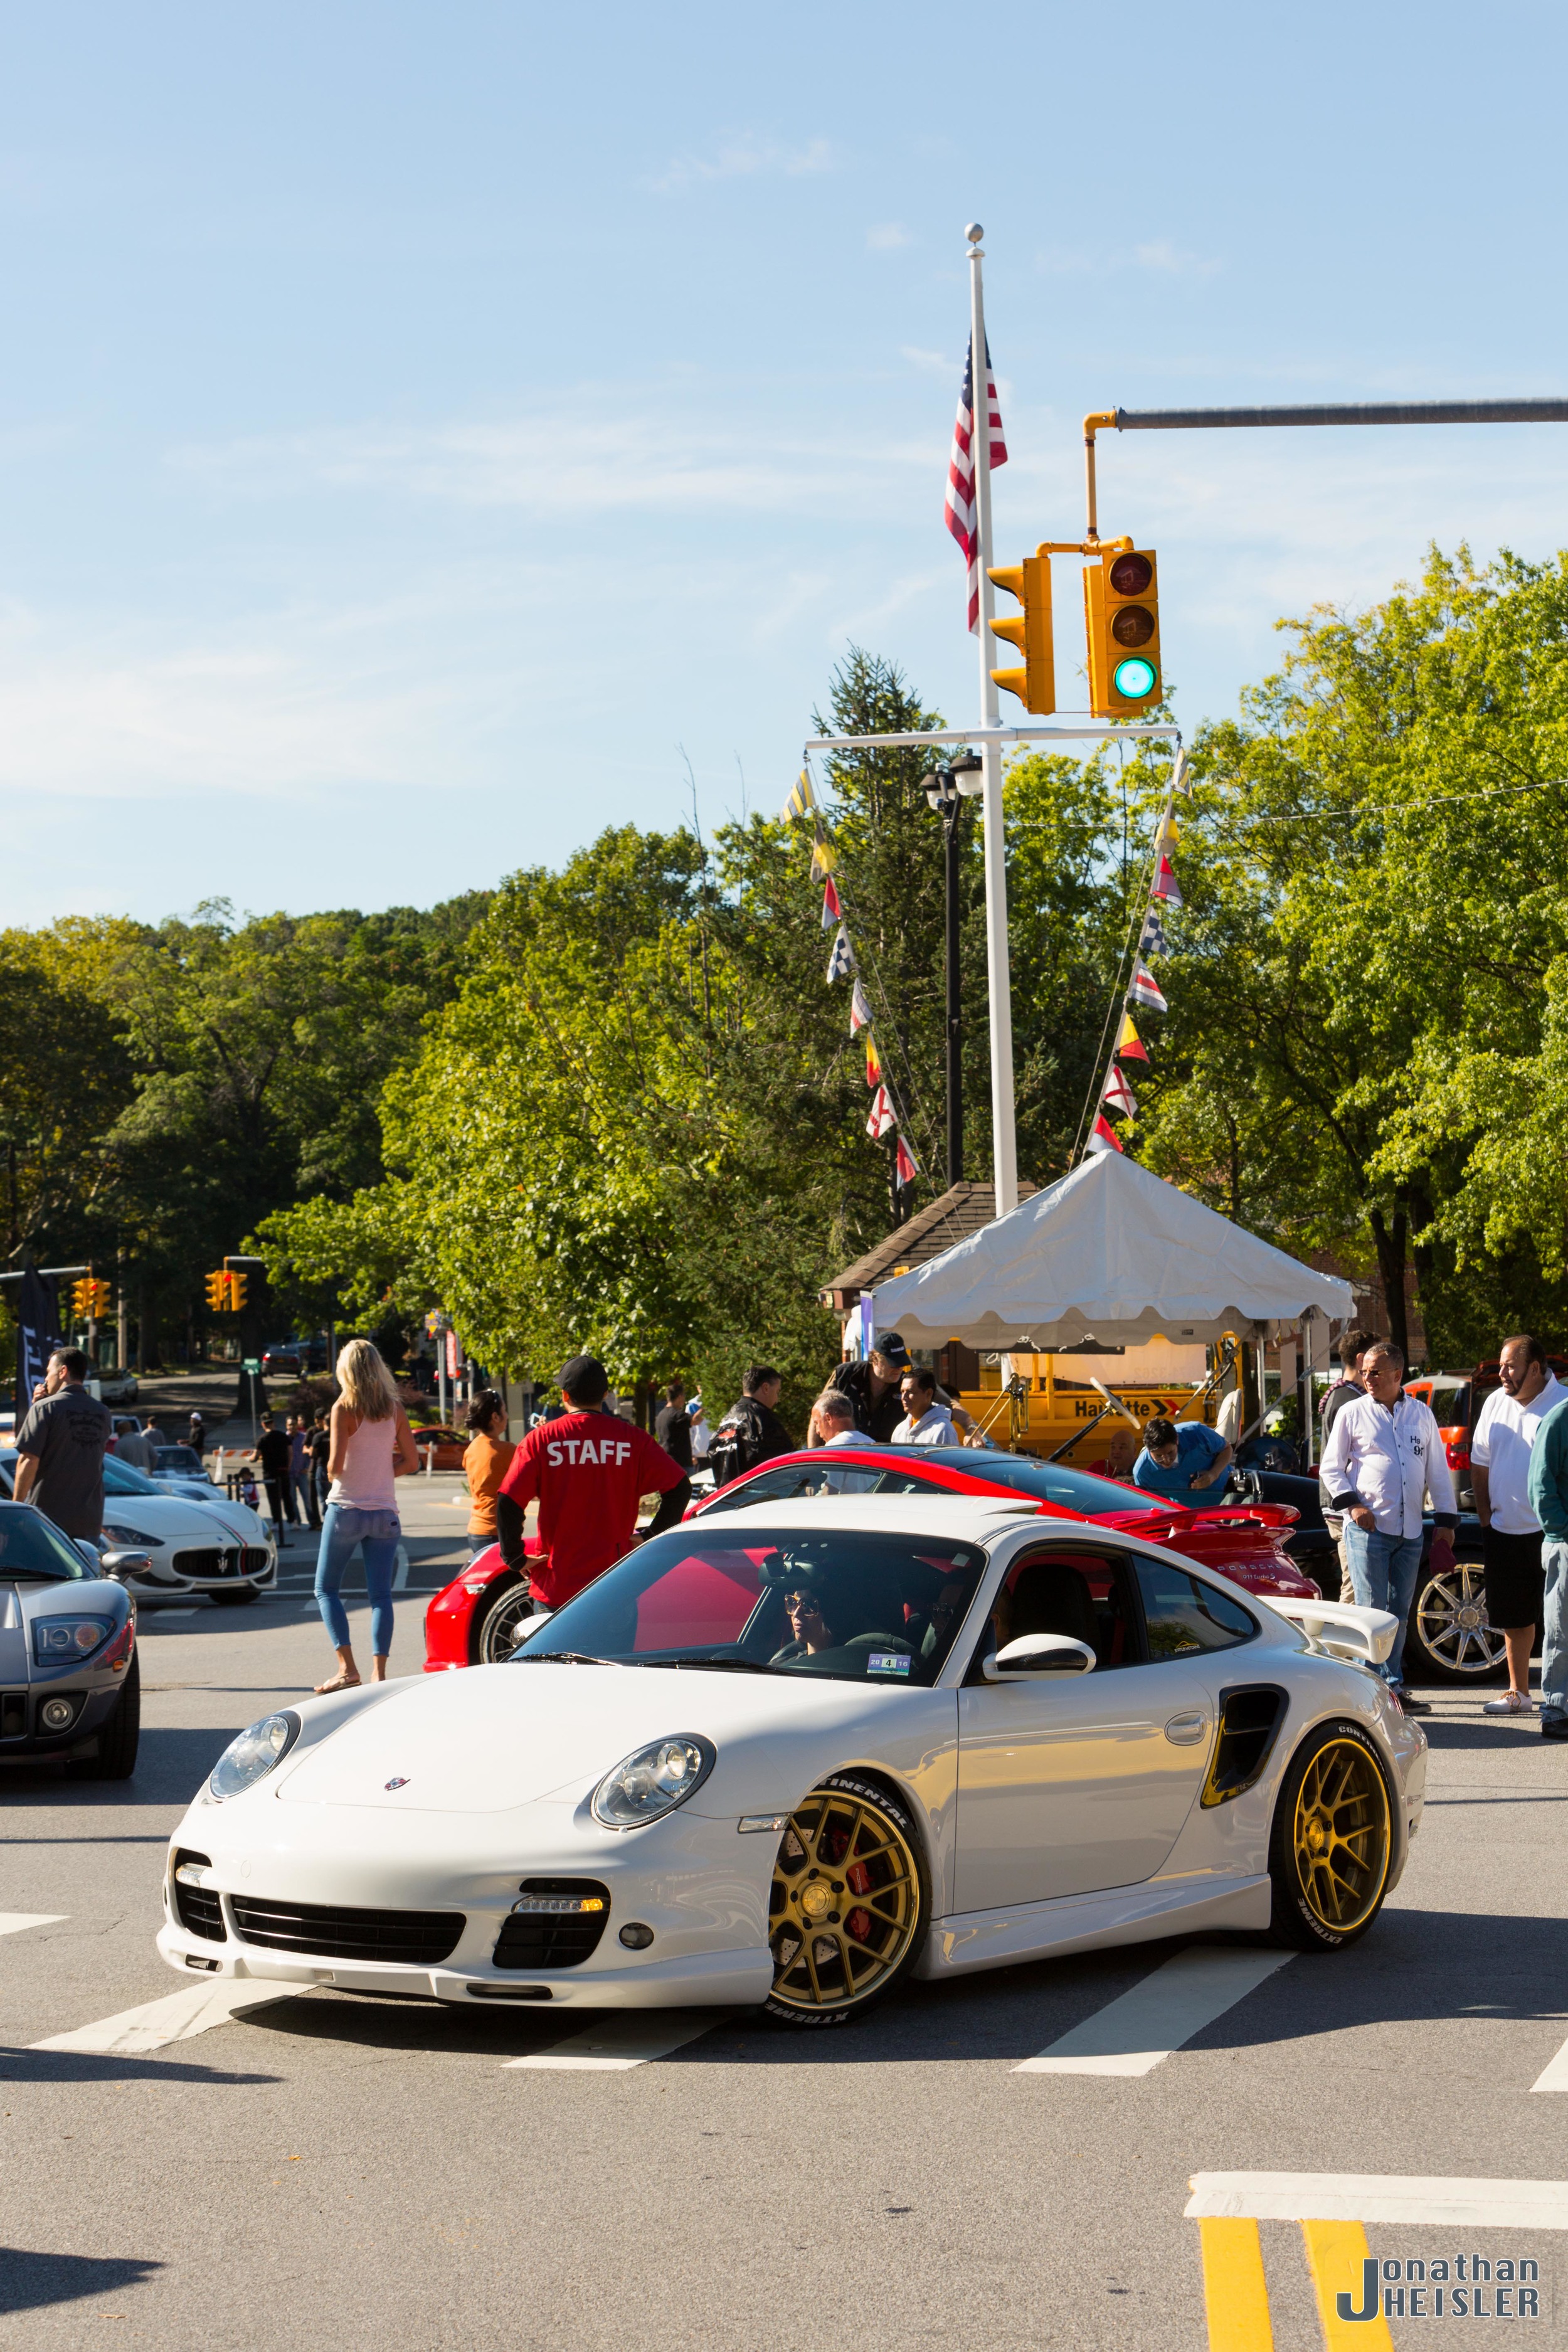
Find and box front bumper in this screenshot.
[155,1926,771,2008]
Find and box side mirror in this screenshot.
[983,1633,1096,1682]
[100,1549,154,1582]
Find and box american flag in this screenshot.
[945,332,1007,632]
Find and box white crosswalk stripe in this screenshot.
[0,1914,66,1937]
[504,2013,727,2071]
[30,1979,302,2054]
[1013,1946,1294,2077]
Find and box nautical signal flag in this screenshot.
[1152,850,1182,908]
[1115,1012,1148,1062]
[1102,1063,1138,1117]
[1138,907,1168,958]
[821,876,842,929]
[826,926,856,984]
[809,827,838,881]
[865,1037,882,1089]
[783,770,816,822]
[849,978,872,1035]
[1086,1113,1124,1155]
[1128,960,1168,1014]
[894,1133,919,1189]
[867,1084,896,1141]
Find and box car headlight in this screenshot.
[33,1617,114,1663]
[591,1735,716,1830]
[103,1522,164,1549]
[209,1710,301,1801]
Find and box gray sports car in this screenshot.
[0,1501,140,1777]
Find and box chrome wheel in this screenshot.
[1291,1736,1391,1934]
[767,1781,923,2020]
[1412,1561,1507,1680]
[479,1581,537,1663]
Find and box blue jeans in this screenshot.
[315,1505,400,1658]
[1342,1522,1422,1685]
[1540,1539,1568,1719]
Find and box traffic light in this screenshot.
[205,1270,228,1311]
[987,549,1056,713]
[229,1271,248,1312]
[71,1278,94,1319]
[86,1278,112,1316]
[1084,546,1162,718]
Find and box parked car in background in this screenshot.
[148,1444,221,1504]
[0,1449,276,1608]
[423,1446,1320,1672]
[97,1367,139,1404]
[411,1425,466,1471]
[260,1343,302,1377]
[0,1498,140,1776]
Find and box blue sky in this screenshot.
[5,0,1567,926]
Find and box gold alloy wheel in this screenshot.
[1291,1737,1391,1933]
[768,1787,921,2014]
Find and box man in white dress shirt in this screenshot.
[1470,1333,1565,1717]
[1320,1338,1458,1709]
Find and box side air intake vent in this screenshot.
[1200,1685,1288,1808]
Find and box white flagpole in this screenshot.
[966,222,1018,1216]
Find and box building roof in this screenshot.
[820,1180,1040,1312]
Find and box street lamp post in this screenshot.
[923,753,984,1190]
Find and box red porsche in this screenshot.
[422,1444,1317,1670]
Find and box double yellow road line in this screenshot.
[1200,2214,1393,2349]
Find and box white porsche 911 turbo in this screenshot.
[158,1496,1426,2026]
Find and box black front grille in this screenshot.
[494,1878,611,1971]
[230,1897,464,1966]
[172,1547,240,1579]
[241,1547,272,1574]
[172,1848,225,1942]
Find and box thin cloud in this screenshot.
[648,134,832,194]
[1134,238,1222,280]
[867,223,912,251]
[900,345,955,377]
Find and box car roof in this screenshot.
[687,1493,1060,1537]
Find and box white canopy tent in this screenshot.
[868,1148,1355,1350]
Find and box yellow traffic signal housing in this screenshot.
[205,1270,228,1311]
[1085,546,1161,717]
[88,1278,112,1316]
[72,1278,93,1318]
[229,1271,248,1312]
[987,550,1056,714]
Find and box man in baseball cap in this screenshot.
[827,1332,979,1446]
[496,1352,690,1609]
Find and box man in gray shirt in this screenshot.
[13,1348,114,1539]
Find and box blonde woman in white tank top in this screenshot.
[314,1339,420,1692]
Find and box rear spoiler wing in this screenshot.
[1267,1597,1399,1667]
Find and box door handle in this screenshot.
[1164,1711,1209,1745]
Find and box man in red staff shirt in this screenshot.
[495,1353,690,1609]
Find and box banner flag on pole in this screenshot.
[783,769,817,821]
[1086,1112,1125,1155]
[820,876,841,929]
[849,978,872,1035]
[826,926,856,984]
[1115,1011,1148,1062]
[867,1084,896,1141]
[865,1037,882,1089]
[1138,908,1168,958]
[1102,1062,1138,1116]
[944,332,1008,633]
[1128,961,1168,1013]
[894,1133,919,1189]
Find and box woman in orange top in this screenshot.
[463,1390,516,1558]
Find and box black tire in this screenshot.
[208,1587,261,1608]
[763,1774,928,2027]
[67,1654,140,1782]
[1403,1556,1508,1685]
[1267,1719,1394,1951]
[473,1571,536,1664]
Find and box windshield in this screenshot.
[103,1455,160,1496]
[516,1527,990,1685]
[908,1448,1180,1518]
[0,1507,91,1580]
[152,1446,204,1474]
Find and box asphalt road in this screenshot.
[4,1566,1567,2349]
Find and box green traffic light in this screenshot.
[1113,656,1157,699]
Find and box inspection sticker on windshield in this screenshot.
[867,1652,912,1677]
